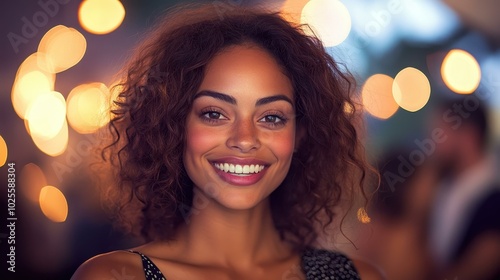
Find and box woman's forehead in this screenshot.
[198,44,294,102]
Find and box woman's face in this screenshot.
[183,44,296,210]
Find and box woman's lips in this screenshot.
[210,158,269,186]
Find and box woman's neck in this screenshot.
[175,190,292,269]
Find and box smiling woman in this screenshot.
[71,3,381,280]
[184,45,297,210]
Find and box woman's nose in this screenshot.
[226,119,261,153]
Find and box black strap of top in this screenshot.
[301,247,361,279]
[129,250,167,280]
[129,248,360,280]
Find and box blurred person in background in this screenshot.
[428,95,500,280]
[362,148,437,280]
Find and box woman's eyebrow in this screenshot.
[255,95,293,107]
[194,90,236,104]
[194,90,293,106]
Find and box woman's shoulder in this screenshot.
[71,250,144,280]
[301,248,385,280]
[351,258,386,280]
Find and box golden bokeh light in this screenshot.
[78,0,126,35]
[39,185,68,223]
[24,118,31,135]
[38,25,87,73]
[14,52,55,81]
[26,91,66,140]
[67,83,111,134]
[0,135,7,167]
[357,207,371,224]
[11,53,55,119]
[441,49,481,94]
[20,163,47,203]
[362,74,399,119]
[31,120,69,157]
[301,0,351,47]
[280,0,309,24]
[393,67,431,112]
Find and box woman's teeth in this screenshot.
[214,163,265,174]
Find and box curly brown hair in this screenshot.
[98,2,373,250]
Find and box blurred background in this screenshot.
[0,0,499,279]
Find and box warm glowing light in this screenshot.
[39,185,68,222]
[26,91,66,140]
[301,0,351,47]
[393,67,431,112]
[0,135,7,167]
[79,0,126,35]
[67,83,111,134]
[280,0,309,24]
[344,102,355,114]
[11,53,55,119]
[38,25,87,73]
[357,207,371,224]
[20,163,47,203]
[362,74,398,119]
[441,49,481,94]
[31,120,69,157]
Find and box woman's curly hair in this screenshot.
[98,3,374,250]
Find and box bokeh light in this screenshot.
[31,120,69,157]
[67,83,111,134]
[39,185,68,223]
[301,0,351,47]
[0,135,7,167]
[280,0,309,24]
[362,74,399,119]
[78,0,126,35]
[11,53,56,119]
[20,163,47,203]
[26,91,66,140]
[38,25,87,73]
[357,207,371,224]
[441,49,481,94]
[393,67,431,112]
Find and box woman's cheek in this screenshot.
[186,123,221,154]
[266,129,296,160]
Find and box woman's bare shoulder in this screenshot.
[71,250,144,280]
[352,258,386,280]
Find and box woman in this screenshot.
[72,3,382,279]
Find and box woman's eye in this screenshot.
[259,114,287,127]
[261,115,281,123]
[203,111,224,119]
[200,110,228,123]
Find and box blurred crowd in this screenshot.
[358,94,500,280]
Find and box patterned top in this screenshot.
[130,248,360,280]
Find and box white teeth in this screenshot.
[214,163,265,174]
[235,165,243,173]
